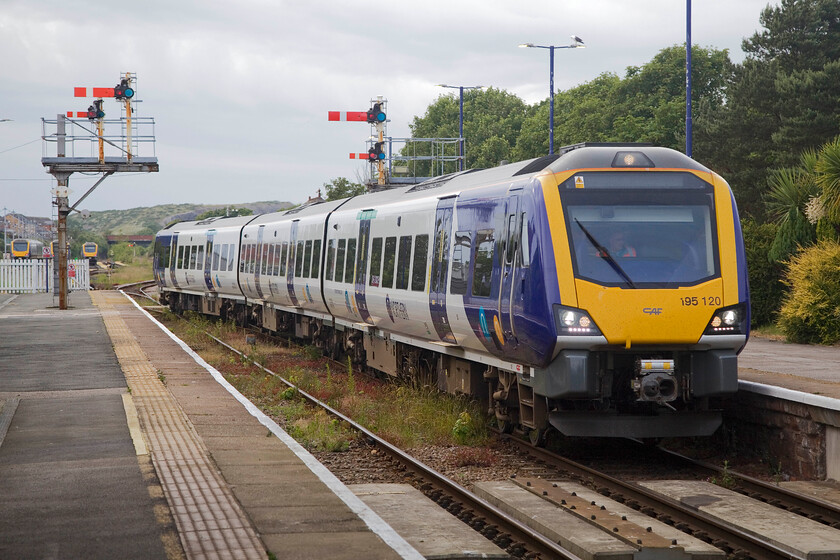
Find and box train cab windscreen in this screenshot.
[561,172,719,288]
[12,240,27,252]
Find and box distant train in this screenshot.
[11,239,46,259]
[82,242,98,264]
[154,144,750,440]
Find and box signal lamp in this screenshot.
[368,141,385,161]
[114,79,134,100]
[366,102,386,123]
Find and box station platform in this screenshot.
[0,291,422,560]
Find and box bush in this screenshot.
[741,219,786,327]
[777,240,840,344]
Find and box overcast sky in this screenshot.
[0,0,776,218]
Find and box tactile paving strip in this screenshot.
[92,291,266,560]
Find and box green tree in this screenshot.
[699,0,840,219]
[765,166,818,262]
[323,177,365,201]
[408,87,530,174]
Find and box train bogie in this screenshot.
[155,144,749,440]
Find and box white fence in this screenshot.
[0,259,90,294]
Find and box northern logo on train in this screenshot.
[385,295,394,322]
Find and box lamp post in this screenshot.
[436,84,483,171]
[686,0,693,157]
[519,36,584,154]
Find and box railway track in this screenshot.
[123,283,840,560]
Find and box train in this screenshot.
[82,242,98,264]
[154,144,750,440]
[11,239,46,259]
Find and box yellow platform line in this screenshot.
[91,291,267,560]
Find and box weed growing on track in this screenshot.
[157,312,491,452]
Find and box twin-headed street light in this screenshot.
[436,84,483,171]
[519,36,585,155]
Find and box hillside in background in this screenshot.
[66,200,294,235]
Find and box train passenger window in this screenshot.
[369,237,383,287]
[260,244,267,275]
[188,246,197,270]
[219,244,227,271]
[279,242,288,276]
[177,245,185,269]
[293,241,303,277]
[228,244,235,272]
[311,240,321,278]
[335,239,347,282]
[344,238,357,284]
[212,244,220,271]
[396,236,412,290]
[303,240,313,278]
[326,239,336,280]
[271,243,280,276]
[450,231,472,295]
[239,245,246,273]
[519,213,530,267]
[505,215,518,264]
[411,234,429,291]
[381,237,396,289]
[472,230,495,298]
[267,244,275,275]
[199,245,207,270]
[247,244,255,274]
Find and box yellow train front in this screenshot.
[82,242,98,265]
[529,145,749,438]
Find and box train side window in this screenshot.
[472,229,495,297]
[178,245,185,269]
[292,241,302,277]
[212,244,220,271]
[369,237,383,287]
[344,238,357,284]
[303,240,313,278]
[259,244,266,275]
[411,234,429,291]
[396,236,412,290]
[279,242,288,276]
[250,244,257,274]
[505,214,518,264]
[326,239,336,280]
[519,213,530,267]
[267,244,275,275]
[450,231,472,295]
[228,244,236,272]
[381,236,396,289]
[219,244,227,271]
[239,245,245,273]
[271,243,279,276]
[335,239,347,283]
[311,239,321,278]
[199,245,206,270]
[188,246,197,270]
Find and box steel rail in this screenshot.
[656,446,840,528]
[204,332,580,560]
[502,434,802,560]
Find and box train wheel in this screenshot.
[496,415,515,434]
[528,427,548,447]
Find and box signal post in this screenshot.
[329,97,388,186]
[42,72,158,309]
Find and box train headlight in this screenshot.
[704,303,747,335]
[554,305,601,335]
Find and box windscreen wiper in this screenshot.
[574,219,636,288]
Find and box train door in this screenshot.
[286,220,300,306]
[430,196,457,344]
[354,213,373,324]
[203,230,216,291]
[169,233,180,288]
[499,189,523,346]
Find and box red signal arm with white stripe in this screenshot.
[328,111,368,122]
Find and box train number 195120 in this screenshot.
[680,296,722,306]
